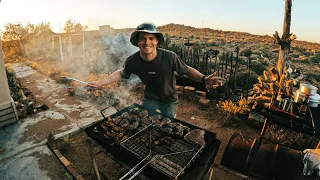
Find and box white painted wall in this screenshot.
[0,40,11,106]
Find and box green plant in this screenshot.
[235,71,258,90]
[305,73,320,83]
[58,138,72,154]
[240,48,252,58]
[251,62,267,75]
[238,57,248,66]
[267,125,318,150]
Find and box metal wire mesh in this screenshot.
[120,125,203,179]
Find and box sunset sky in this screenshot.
[0,0,319,43]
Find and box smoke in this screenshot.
[22,29,144,106]
[94,33,138,73]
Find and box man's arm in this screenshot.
[186,66,225,86]
[91,68,124,87]
[186,66,205,83]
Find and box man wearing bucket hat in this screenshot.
[92,22,225,118]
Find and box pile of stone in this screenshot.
[6,68,49,119]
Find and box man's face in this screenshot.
[137,33,158,55]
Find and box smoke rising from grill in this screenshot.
[22,28,143,107]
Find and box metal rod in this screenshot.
[233,47,239,91]
[119,155,151,180]
[61,76,98,88]
[120,131,153,180]
[87,138,101,180]
[309,106,315,133]
[229,51,233,86]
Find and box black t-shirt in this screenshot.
[121,48,188,103]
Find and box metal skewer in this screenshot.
[61,76,98,88]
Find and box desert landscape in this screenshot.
[1,1,320,179]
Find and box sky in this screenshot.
[0,0,319,43]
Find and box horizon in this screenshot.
[0,0,320,44]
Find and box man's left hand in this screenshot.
[205,73,226,88]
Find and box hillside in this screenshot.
[157,23,320,55]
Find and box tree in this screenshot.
[63,18,87,34]
[2,22,28,41]
[274,0,294,76]
[34,22,52,35]
[1,22,52,41]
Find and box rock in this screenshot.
[176,85,184,92]
[248,112,265,122]
[184,86,195,97]
[199,98,210,108]
[176,91,184,97]
[195,90,206,98]
[36,104,49,111]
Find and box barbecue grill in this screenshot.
[85,104,221,180]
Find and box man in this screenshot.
[92,22,225,118]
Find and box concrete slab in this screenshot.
[0,62,118,179]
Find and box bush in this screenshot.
[305,73,320,82]
[235,71,258,90]
[238,57,248,66]
[310,56,320,63]
[301,59,310,64]
[2,40,24,62]
[251,62,267,75]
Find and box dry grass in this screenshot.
[218,96,251,115]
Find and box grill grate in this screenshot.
[120,125,203,179]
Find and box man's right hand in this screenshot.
[89,81,103,89]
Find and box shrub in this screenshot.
[235,71,258,90]
[305,73,320,83]
[310,56,320,63]
[251,62,267,75]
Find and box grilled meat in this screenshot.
[106,130,116,138]
[119,119,130,128]
[141,110,148,117]
[184,129,206,147]
[157,156,183,172]
[120,112,129,118]
[129,107,146,118]
[173,126,184,137]
[161,127,173,135]
[159,136,175,146]
[160,118,171,126]
[173,125,190,137]
[150,115,162,121]
[104,120,116,128]
[141,116,151,124]
[119,135,128,142]
[112,126,125,133]
[152,156,182,176]
[115,132,125,142]
[127,121,140,130]
[112,116,122,125]
[129,107,140,114]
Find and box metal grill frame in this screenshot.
[85,103,219,180]
[120,124,203,179]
